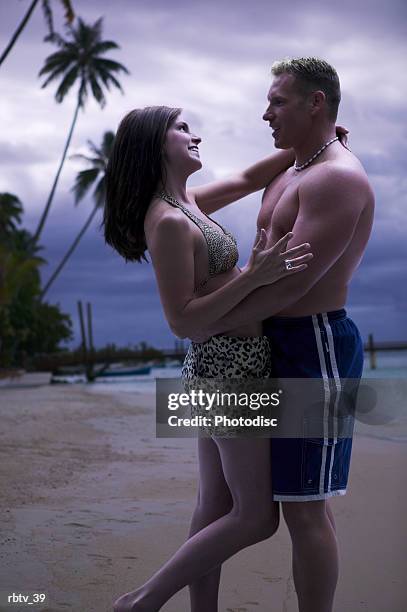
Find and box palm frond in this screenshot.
[70,129,114,207]
[54,64,79,102]
[88,74,105,107]
[39,50,73,75]
[93,57,129,74]
[70,153,99,164]
[106,72,125,93]
[91,40,119,54]
[90,16,103,40]
[43,30,67,47]
[14,229,43,257]
[93,175,106,208]
[71,167,99,204]
[39,60,73,88]
[0,193,23,233]
[85,139,102,157]
[101,131,115,156]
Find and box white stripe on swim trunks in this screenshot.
[323,313,342,492]
[274,489,346,502]
[312,314,331,496]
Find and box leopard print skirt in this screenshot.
[181,335,271,437]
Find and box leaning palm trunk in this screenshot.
[40,203,98,298]
[33,98,81,243]
[0,0,40,68]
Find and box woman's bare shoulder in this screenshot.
[145,198,192,253]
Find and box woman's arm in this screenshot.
[189,126,349,215]
[147,211,311,339]
[188,149,294,214]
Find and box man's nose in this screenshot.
[192,134,201,144]
[263,109,273,122]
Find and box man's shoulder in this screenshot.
[300,157,372,201]
[296,159,374,219]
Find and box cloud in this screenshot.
[1,0,406,348]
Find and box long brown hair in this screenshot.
[102,105,181,262]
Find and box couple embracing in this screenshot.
[104,57,374,612]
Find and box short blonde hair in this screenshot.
[271,57,341,121]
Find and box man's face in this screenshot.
[263,73,311,149]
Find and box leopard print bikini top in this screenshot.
[157,191,239,290]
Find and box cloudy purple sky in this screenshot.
[1,0,406,349]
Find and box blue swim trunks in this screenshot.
[263,309,363,502]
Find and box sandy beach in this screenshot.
[0,383,406,612]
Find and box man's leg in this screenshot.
[326,499,336,533]
[283,500,338,612]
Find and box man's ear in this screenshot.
[309,90,326,115]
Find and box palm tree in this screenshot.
[0,193,44,303]
[0,193,23,235]
[40,131,114,298]
[0,0,75,68]
[0,193,45,363]
[33,17,129,244]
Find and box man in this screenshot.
[193,57,374,612]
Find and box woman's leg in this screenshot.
[188,437,233,612]
[113,438,279,612]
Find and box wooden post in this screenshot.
[86,302,95,380]
[77,300,94,382]
[368,333,377,370]
[77,300,87,363]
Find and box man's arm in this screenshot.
[188,150,294,214]
[198,166,367,335]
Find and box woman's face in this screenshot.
[163,113,202,174]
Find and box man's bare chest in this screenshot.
[257,173,301,238]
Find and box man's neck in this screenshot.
[294,126,337,168]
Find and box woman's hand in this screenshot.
[336,125,350,150]
[242,230,313,288]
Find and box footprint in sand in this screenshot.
[103,517,140,524]
[262,575,283,583]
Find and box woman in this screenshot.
[103,105,313,612]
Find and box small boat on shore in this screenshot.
[95,365,151,378]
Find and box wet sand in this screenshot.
[0,384,406,612]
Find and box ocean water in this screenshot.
[90,365,183,395]
[89,351,407,395]
[86,352,407,444]
[362,350,407,378]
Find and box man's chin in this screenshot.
[273,140,290,150]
